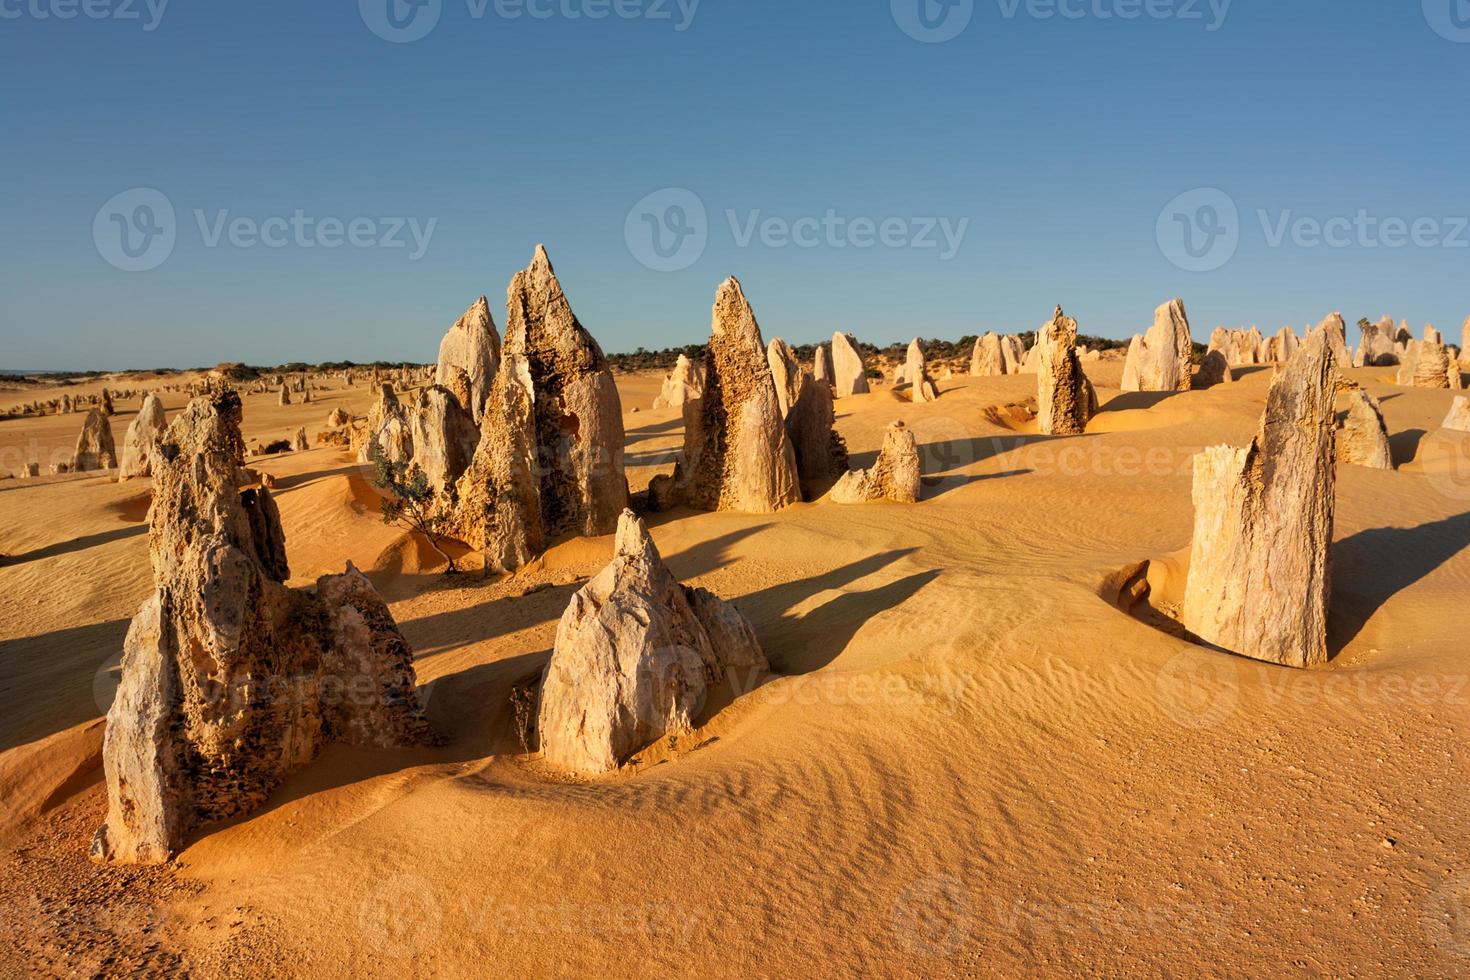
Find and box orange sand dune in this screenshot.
[1,367,1467,976]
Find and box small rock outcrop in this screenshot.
[1396,330,1458,389]
[785,368,849,487]
[73,408,117,472]
[537,511,767,775]
[1122,299,1194,392]
[904,339,938,402]
[1337,386,1393,470]
[767,338,804,417]
[831,332,871,396]
[970,333,1006,377]
[653,278,800,514]
[1269,326,1300,363]
[278,385,291,407]
[435,296,501,424]
[357,384,413,465]
[1444,396,1470,432]
[407,385,480,493]
[1193,350,1233,389]
[1355,316,1400,367]
[652,354,703,410]
[1317,313,1353,369]
[453,246,628,570]
[293,427,309,452]
[1036,307,1097,436]
[812,344,835,386]
[829,421,921,504]
[1182,331,1339,668]
[91,392,433,865]
[119,394,167,481]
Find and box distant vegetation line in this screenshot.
[2,332,1143,384]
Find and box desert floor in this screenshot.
[1,363,1467,977]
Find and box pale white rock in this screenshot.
[537,511,767,774]
[904,338,938,402]
[829,421,921,504]
[767,337,803,418]
[436,295,501,423]
[659,278,800,513]
[1443,396,1470,432]
[970,333,1006,377]
[72,408,116,472]
[652,353,703,410]
[119,393,167,481]
[831,332,870,396]
[1182,330,1339,668]
[1337,386,1393,470]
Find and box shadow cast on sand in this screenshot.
[1388,429,1427,468]
[1329,511,1470,652]
[1097,391,1181,414]
[3,524,145,565]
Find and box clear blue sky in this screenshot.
[3,0,1467,369]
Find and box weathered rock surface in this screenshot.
[436,295,501,423]
[1269,326,1300,363]
[1036,307,1097,436]
[1123,299,1194,392]
[278,385,291,407]
[657,278,800,514]
[1396,334,1454,389]
[970,333,1005,377]
[73,408,116,472]
[1193,350,1233,389]
[408,385,480,493]
[1444,396,1470,432]
[91,392,433,865]
[1182,330,1339,668]
[1355,316,1400,367]
[785,368,849,486]
[1316,313,1353,370]
[767,338,803,418]
[652,354,703,410]
[537,511,767,774]
[357,384,413,464]
[119,394,167,481]
[831,332,870,396]
[327,407,350,428]
[829,421,920,504]
[1337,385,1393,470]
[812,344,834,386]
[904,339,938,402]
[453,246,627,569]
